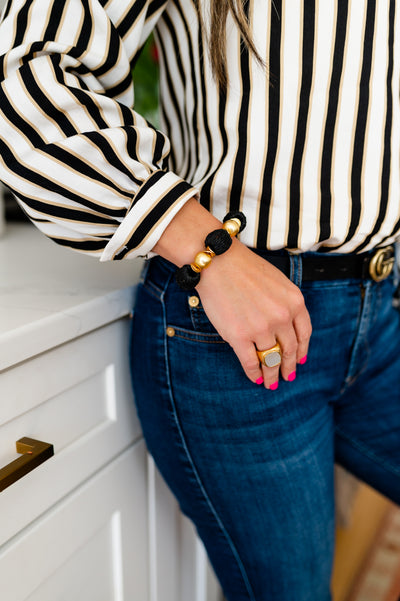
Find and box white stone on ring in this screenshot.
[256,343,282,368]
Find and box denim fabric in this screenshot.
[130,252,400,601]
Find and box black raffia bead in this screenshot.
[223,211,246,232]
[175,264,201,290]
[204,228,232,255]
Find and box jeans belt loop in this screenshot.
[289,253,302,287]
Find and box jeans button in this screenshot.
[188,295,200,307]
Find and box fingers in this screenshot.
[254,307,312,390]
[261,362,280,390]
[234,332,298,391]
[255,334,304,390]
[294,311,312,365]
[275,330,298,382]
[234,341,264,385]
[233,310,312,390]
[256,329,297,389]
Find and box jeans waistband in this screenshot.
[253,246,395,284]
[145,245,396,291]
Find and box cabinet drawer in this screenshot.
[0,319,141,544]
[0,441,149,601]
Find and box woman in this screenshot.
[0,1,399,599]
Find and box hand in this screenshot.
[153,198,312,388]
[196,239,312,389]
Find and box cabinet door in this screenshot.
[0,319,140,545]
[0,442,149,601]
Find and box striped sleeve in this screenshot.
[0,0,198,260]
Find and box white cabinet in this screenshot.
[0,442,149,601]
[0,225,221,601]
[0,320,140,545]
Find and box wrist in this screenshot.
[152,198,222,266]
[175,212,246,291]
[196,237,247,289]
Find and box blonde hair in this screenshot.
[197,0,265,86]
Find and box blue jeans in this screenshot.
[130,252,400,601]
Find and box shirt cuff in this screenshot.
[100,170,199,261]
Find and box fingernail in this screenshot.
[256,376,264,385]
[288,371,296,382]
[270,381,279,390]
[299,355,308,365]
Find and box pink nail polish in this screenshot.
[288,371,296,382]
[270,381,279,390]
[300,355,307,365]
[256,376,264,385]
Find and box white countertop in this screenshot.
[0,224,144,371]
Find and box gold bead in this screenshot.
[222,219,240,237]
[231,217,242,229]
[193,251,213,270]
[166,327,175,337]
[188,295,200,307]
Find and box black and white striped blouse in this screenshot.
[0,0,399,260]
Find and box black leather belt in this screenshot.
[260,246,395,282]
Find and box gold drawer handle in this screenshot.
[0,437,54,492]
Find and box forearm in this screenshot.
[152,197,223,266]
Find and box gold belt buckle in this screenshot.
[369,246,395,282]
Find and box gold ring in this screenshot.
[256,343,282,368]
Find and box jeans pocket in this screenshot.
[165,292,226,343]
[187,294,222,336]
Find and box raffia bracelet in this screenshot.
[175,211,246,291]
